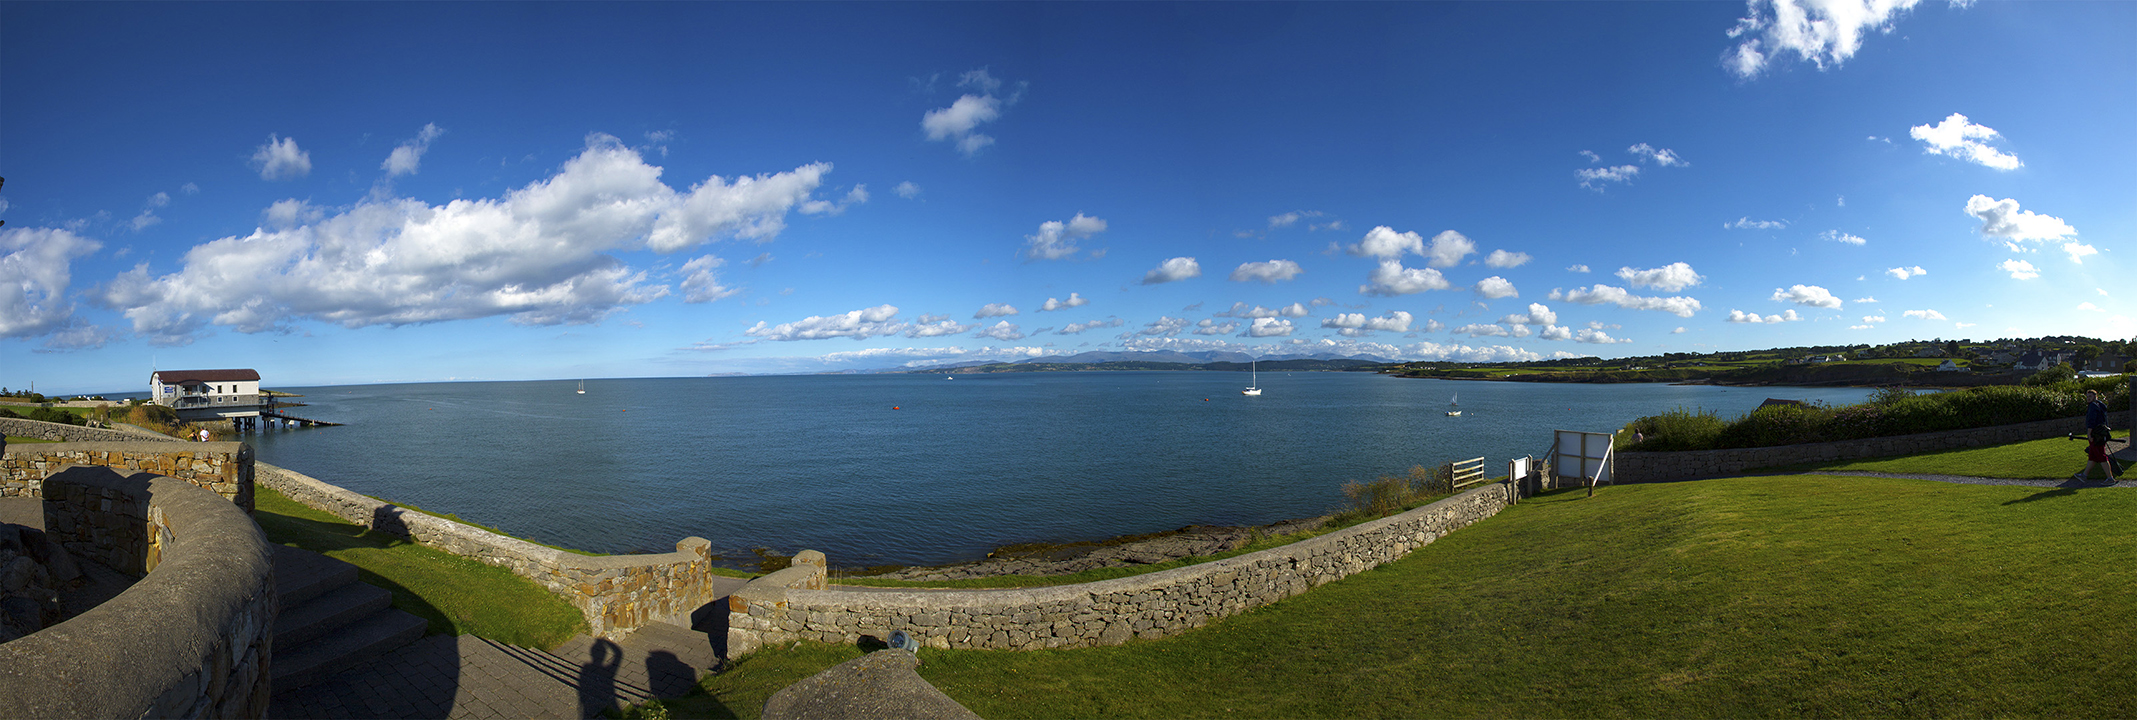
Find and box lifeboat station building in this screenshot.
[150,369,269,422]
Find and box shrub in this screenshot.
[1868,386,1917,405]
[1622,406,1726,451]
[1624,376,2129,452]
[2023,363,2077,386]
[1338,465,1446,522]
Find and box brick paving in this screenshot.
[271,627,714,720]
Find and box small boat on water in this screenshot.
[1242,359,1262,396]
[1445,392,1460,416]
[577,380,586,395]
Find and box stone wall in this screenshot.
[1615,416,2090,484]
[0,465,276,719]
[0,416,161,443]
[256,462,724,639]
[726,482,1519,656]
[3,441,255,513]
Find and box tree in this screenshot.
[2023,363,2077,386]
[2076,344,2103,370]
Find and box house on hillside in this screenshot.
[2090,353,2129,373]
[1914,347,1947,358]
[1936,360,1971,373]
[150,369,271,422]
[1984,350,2021,366]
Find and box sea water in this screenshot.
[244,372,1876,568]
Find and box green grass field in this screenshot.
[1789,429,2128,478]
[659,437,2137,718]
[253,484,590,649]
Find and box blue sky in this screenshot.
[3,1,2132,393]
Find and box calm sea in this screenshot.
[243,372,1876,568]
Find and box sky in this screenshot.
[3,1,2132,394]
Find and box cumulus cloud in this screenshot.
[1725,0,1928,79]
[1902,309,1948,321]
[1887,266,1927,280]
[1141,257,1202,285]
[1132,316,1191,337]
[921,69,1022,157]
[1863,314,1887,323]
[1821,230,1867,245]
[1268,210,1327,229]
[132,192,171,231]
[974,303,1019,318]
[679,255,741,303]
[1214,302,1309,319]
[1474,276,1519,299]
[1577,165,1639,190]
[1726,217,1788,230]
[1628,143,1688,166]
[94,134,832,343]
[1484,249,1531,269]
[1024,213,1107,260]
[1347,226,1424,260]
[746,304,904,341]
[1241,317,1294,337]
[1998,259,2039,280]
[1550,284,1703,317]
[1727,309,1800,324]
[1361,260,1452,296]
[2078,302,2102,312]
[1425,231,1476,268]
[893,181,922,199]
[1039,293,1089,312]
[1567,264,1591,273]
[1910,113,2022,170]
[382,123,445,176]
[1575,328,1633,344]
[1058,317,1123,335]
[2063,243,2099,264]
[251,134,312,180]
[1540,325,1573,341]
[969,320,1023,340]
[1,227,102,340]
[1771,284,1842,309]
[799,185,869,216]
[1616,262,1704,291]
[1320,311,1412,337]
[1502,303,1558,326]
[1453,323,1511,338]
[1230,259,1304,283]
[1578,150,1601,163]
[1193,319,1241,336]
[1966,195,2076,243]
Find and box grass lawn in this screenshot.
[253,484,589,649]
[832,523,1346,590]
[1786,428,2129,479]
[4,435,60,444]
[673,474,2137,718]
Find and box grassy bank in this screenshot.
[1624,375,2128,451]
[253,484,589,649]
[1785,428,2129,478]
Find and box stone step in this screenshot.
[618,622,721,697]
[271,608,428,692]
[274,580,393,649]
[271,544,358,608]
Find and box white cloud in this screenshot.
[1966,195,2076,242]
[1771,284,1842,309]
[1903,309,1948,321]
[1821,230,1867,245]
[382,123,446,176]
[1502,303,1558,326]
[1025,213,1107,260]
[180,183,200,195]
[1856,296,1877,303]
[969,320,1023,341]
[96,134,829,342]
[1863,314,1886,323]
[1132,316,1191,337]
[1484,249,1531,268]
[679,255,741,303]
[1550,284,1703,317]
[1567,264,1591,273]
[1615,262,1704,291]
[1347,226,1424,260]
[1726,217,1788,230]
[1193,319,1241,336]
[0,227,102,340]
[1577,165,1639,190]
[1425,231,1476,268]
[905,316,979,338]
[1474,276,1519,299]
[1575,328,1634,344]
[1058,317,1123,335]
[1628,143,1688,167]
[1998,259,2039,280]
[2079,302,2103,312]
[1886,266,1927,280]
[1453,323,1511,338]
[1954,322,1976,329]
[746,304,904,341]
[1578,150,1601,163]
[923,95,1001,155]
[1241,317,1294,337]
[1540,325,1573,341]
[1320,311,1412,337]
[894,181,922,199]
[1214,302,1309,319]
[2063,243,2098,264]
[1039,293,1089,312]
[1725,0,1928,79]
[799,185,869,216]
[1361,260,1452,296]
[975,303,1019,318]
[1268,210,1325,229]
[1672,327,1687,334]
[1727,309,1800,324]
[1909,113,2022,170]
[1142,257,1202,285]
[251,134,312,180]
[1230,259,1304,283]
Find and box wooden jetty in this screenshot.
[259,410,342,427]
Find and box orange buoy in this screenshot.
[892,406,901,410]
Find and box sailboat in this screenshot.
[1445,392,1460,416]
[1242,360,1262,396]
[576,380,586,395]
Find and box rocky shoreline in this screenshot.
[855,515,1333,582]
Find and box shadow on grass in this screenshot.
[253,506,457,636]
[1999,477,2119,505]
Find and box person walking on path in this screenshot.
[2087,389,2110,433]
[2077,426,2117,483]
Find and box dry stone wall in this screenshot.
[1615,416,2090,484]
[0,416,150,443]
[0,466,276,719]
[3,441,255,512]
[256,462,723,639]
[727,483,1518,656]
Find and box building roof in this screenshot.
[152,369,261,383]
